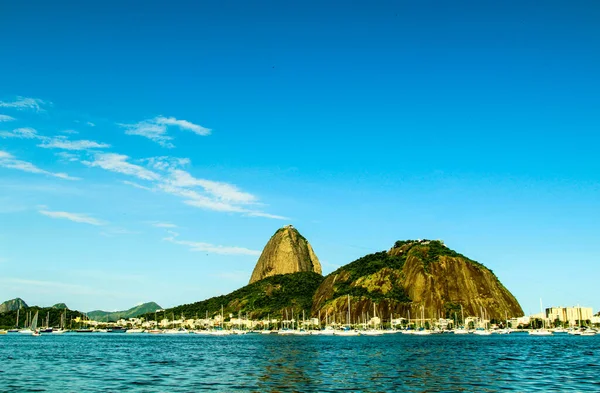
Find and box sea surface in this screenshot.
[1,333,599,392]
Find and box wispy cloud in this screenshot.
[61,129,79,135]
[0,97,48,112]
[0,150,79,180]
[39,209,106,226]
[82,153,161,181]
[82,152,286,219]
[0,127,39,139]
[119,116,210,148]
[163,231,260,256]
[55,152,79,162]
[38,137,110,150]
[86,122,95,127]
[119,119,174,148]
[0,114,15,122]
[122,180,153,191]
[155,116,211,136]
[167,169,256,204]
[144,156,190,171]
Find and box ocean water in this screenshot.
[1,333,599,392]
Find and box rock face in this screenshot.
[0,298,28,313]
[312,240,523,322]
[249,225,322,284]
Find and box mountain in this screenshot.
[88,302,162,322]
[249,225,322,284]
[0,298,28,313]
[312,240,523,322]
[52,303,68,309]
[144,272,324,321]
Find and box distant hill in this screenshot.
[144,272,324,321]
[0,298,28,313]
[88,302,162,322]
[52,303,68,309]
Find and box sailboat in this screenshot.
[362,303,383,336]
[529,299,553,336]
[453,305,469,334]
[19,310,34,335]
[334,295,360,336]
[413,305,432,335]
[30,311,40,336]
[208,305,231,336]
[52,310,67,334]
[473,307,492,335]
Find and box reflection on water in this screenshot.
[1,334,599,392]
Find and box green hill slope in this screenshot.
[88,302,162,322]
[147,272,323,321]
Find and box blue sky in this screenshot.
[1,1,599,315]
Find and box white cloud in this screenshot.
[151,222,177,228]
[144,156,190,171]
[55,152,80,162]
[0,150,79,180]
[86,122,95,127]
[81,151,285,219]
[0,97,48,112]
[245,211,289,220]
[155,116,211,136]
[122,180,153,191]
[119,120,174,148]
[61,129,79,135]
[38,137,110,150]
[120,116,210,147]
[39,209,106,226]
[163,232,260,256]
[0,114,15,122]
[167,169,257,204]
[82,153,161,181]
[0,127,39,139]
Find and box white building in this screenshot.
[546,306,593,326]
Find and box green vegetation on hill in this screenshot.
[145,272,323,321]
[0,298,28,313]
[392,239,488,273]
[328,251,411,302]
[88,302,162,322]
[52,303,68,309]
[0,307,85,329]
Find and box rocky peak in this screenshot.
[0,298,28,313]
[249,225,322,284]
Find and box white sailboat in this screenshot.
[30,311,40,336]
[529,299,553,336]
[413,305,431,335]
[362,303,383,336]
[453,305,469,334]
[334,295,359,336]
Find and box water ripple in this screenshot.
[1,334,599,392]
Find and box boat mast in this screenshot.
[347,295,351,328]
